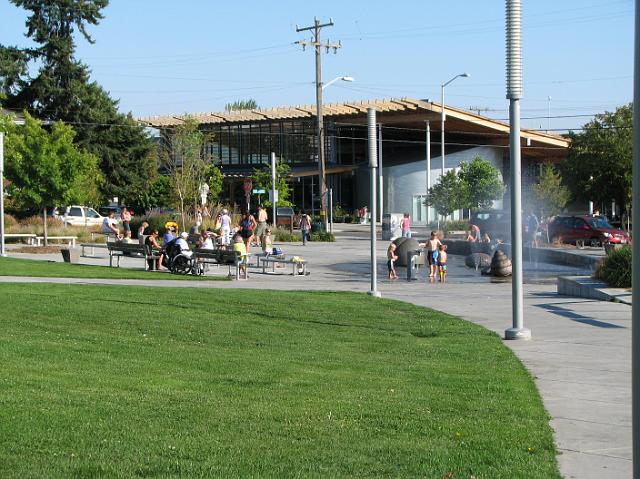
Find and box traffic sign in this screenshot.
[252,188,266,194]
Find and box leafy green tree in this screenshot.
[458,156,506,210]
[562,104,632,214]
[427,170,468,219]
[531,163,570,219]
[225,99,258,112]
[136,175,172,211]
[206,163,224,205]
[2,112,101,244]
[252,159,292,207]
[163,118,208,230]
[1,0,154,204]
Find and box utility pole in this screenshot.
[295,18,341,231]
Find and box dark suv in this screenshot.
[548,215,630,247]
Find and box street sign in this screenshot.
[243,178,253,193]
[252,188,266,194]
[269,190,279,202]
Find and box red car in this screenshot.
[548,215,630,247]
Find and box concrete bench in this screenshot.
[4,233,37,245]
[447,230,468,240]
[258,255,308,276]
[35,236,78,247]
[193,248,247,280]
[107,242,160,269]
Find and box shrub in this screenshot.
[130,213,179,238]
[441,220,469,237]
[4,214,18,228]
[595,246,631,288]
[273,228,301,242]
[311,231,335,242]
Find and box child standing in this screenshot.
[426,231,442,278]
[387,242,399,280]
[438,244,448,282]
[401,213,411,238]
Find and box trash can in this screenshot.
[61,247,80,263]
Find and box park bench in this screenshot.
[258,255,308,276]
[4,233,37,245]
[35,235,78,247]
[80,243,109,257]
[107,242,160,269]
[193,248,247,280]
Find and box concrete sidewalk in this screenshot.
[2,224,631,479]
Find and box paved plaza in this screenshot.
[2,224,631,479]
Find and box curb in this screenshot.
[557,275,632,305]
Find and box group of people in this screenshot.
[387,230,448,282]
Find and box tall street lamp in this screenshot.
[318,75,354,230]
[440,73,470,178]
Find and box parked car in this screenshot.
[548,215,630,247]
[56,205,104,227]
[470,210,511,242]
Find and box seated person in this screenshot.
[144,229,163,270]
[232,233,248,274]
[198,229,215,250]
[262,228,273,254]
[176,232,192,257]
[101,211,121,238]
[163,227,175,244]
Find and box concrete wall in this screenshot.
[382,146,504,222]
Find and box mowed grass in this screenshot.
[0,284,560,478]
[0,257,227,281]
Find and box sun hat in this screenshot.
[180,232,189,239]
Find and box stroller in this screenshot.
[162,238,195,275]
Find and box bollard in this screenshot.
[406,250,419,281]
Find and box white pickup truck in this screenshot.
[55,206,105,227]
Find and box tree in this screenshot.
[562,104,632,214]
[426,170,468,219]
[163,118,208,230]
[531,163,570,219]
[225,99,258,112]
[458,156,506,210]
[1,0,154,204]
[206,163,224,205]
[252,159,292,207]
[2,112,101,245]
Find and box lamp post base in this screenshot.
[504,327,532,340]
[368,290,381,298]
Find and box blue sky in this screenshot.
[0,0,634,131]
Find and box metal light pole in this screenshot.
[504,0,530,341]
[367,108,381,298]
[440,73,470,178]
[632,0,640,475]
[378,123,383,223]
[271,152,277,227]
[0,131,5,257]
[425,120,431,225]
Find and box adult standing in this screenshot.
[121,207,133,239]
[525,210,539,248]
[138,221,149,245]
[299,211,312,246]
[219,209,232,246]
[254,205,268,248]
[239,211,257,252]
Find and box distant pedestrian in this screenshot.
[239,211,257,252]
[387,242,399,280]
[299,211,312,245]
[401,213,412,238]
[255,205,268,247]
[219,209,232,245]
[525,210,539,247]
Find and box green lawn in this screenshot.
[0,284,560,478]
[0,257,228,281]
